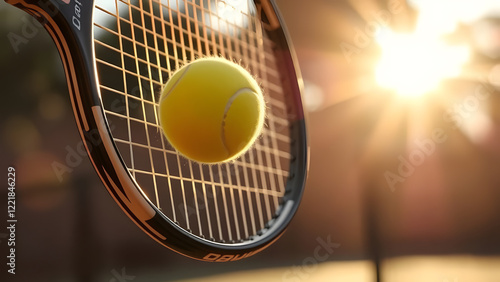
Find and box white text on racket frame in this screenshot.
[72,0,82,31]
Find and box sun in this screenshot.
[374,0,476,98]
[375,31,470,98]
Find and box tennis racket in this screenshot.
[6,0,308,261]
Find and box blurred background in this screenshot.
[1,0,500,281]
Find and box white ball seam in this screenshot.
[220,87,258,156]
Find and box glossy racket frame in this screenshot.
[6,0,308,261]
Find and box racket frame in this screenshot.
[6,0,308,261]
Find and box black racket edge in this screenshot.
[6,0,309,261]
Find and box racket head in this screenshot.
[8,0,308,261]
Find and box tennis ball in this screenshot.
[158,57,265,164]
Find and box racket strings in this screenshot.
[93,0,292,243]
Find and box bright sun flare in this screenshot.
[375,32,470,97]
[374,0,477,98]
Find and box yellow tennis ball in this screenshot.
[158,57,265,164]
